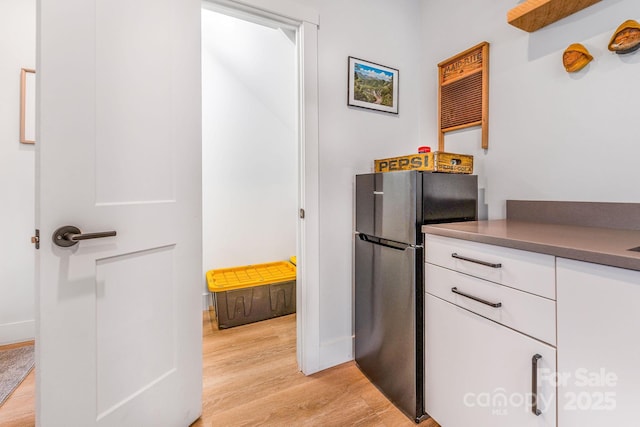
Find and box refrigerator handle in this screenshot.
[358,233,412,251]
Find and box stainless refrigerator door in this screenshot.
[355,171,418,245]
[354,234,423,421]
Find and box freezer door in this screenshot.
[354,234,424,421]
[422,173,478,224]
[355,171,418,245]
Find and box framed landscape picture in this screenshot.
[348,57,398,114]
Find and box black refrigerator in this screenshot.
[354,170,478,423]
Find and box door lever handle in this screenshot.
[52,225,117,247]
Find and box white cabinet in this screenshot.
[426,295,557,427]
[425,234,557,427]
[557,258,640,426]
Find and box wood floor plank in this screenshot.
[0,310,438,426]
[0,369,35,427]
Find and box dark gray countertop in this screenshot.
[422,220,640,272]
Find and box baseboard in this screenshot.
[0,319,35,345]
[319,335,353,371]
[202,292,211,311]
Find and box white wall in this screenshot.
[285,0,424,369]
[421,0,640,219]
[201,10,297,284]
[0,0,35,344]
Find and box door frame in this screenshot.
[201,0,321,375]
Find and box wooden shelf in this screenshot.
[507,0,601,32]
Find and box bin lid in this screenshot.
[207,261,296,292]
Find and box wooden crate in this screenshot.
[374,152,473,174]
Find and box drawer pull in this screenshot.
[451,287,502,308]
[532,354,542,416]
[451,253,502,268]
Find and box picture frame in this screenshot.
[348,57,398,114]
[20,68,36,144]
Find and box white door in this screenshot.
[36,0,202,425]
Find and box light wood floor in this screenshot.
[0,311,439,426]
[0,340,35,427]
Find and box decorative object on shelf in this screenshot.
[374,151,474,174]
[563,43,593,72]
[20,68,36,144]
[347,57,399,114]
[507,0,602,32]
[438,42,489,150]
[608,19,640,54]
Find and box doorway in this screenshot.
[0,0,36,418]
[200,0,302,361]
[201,0,321,375]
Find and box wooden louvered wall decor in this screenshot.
[438,42,490,150]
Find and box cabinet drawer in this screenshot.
[425,234,556,299]
[426,263,556,345]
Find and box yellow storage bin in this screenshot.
[206,260,296,329]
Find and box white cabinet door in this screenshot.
[426,295,556,427]
[557,258,640,426]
